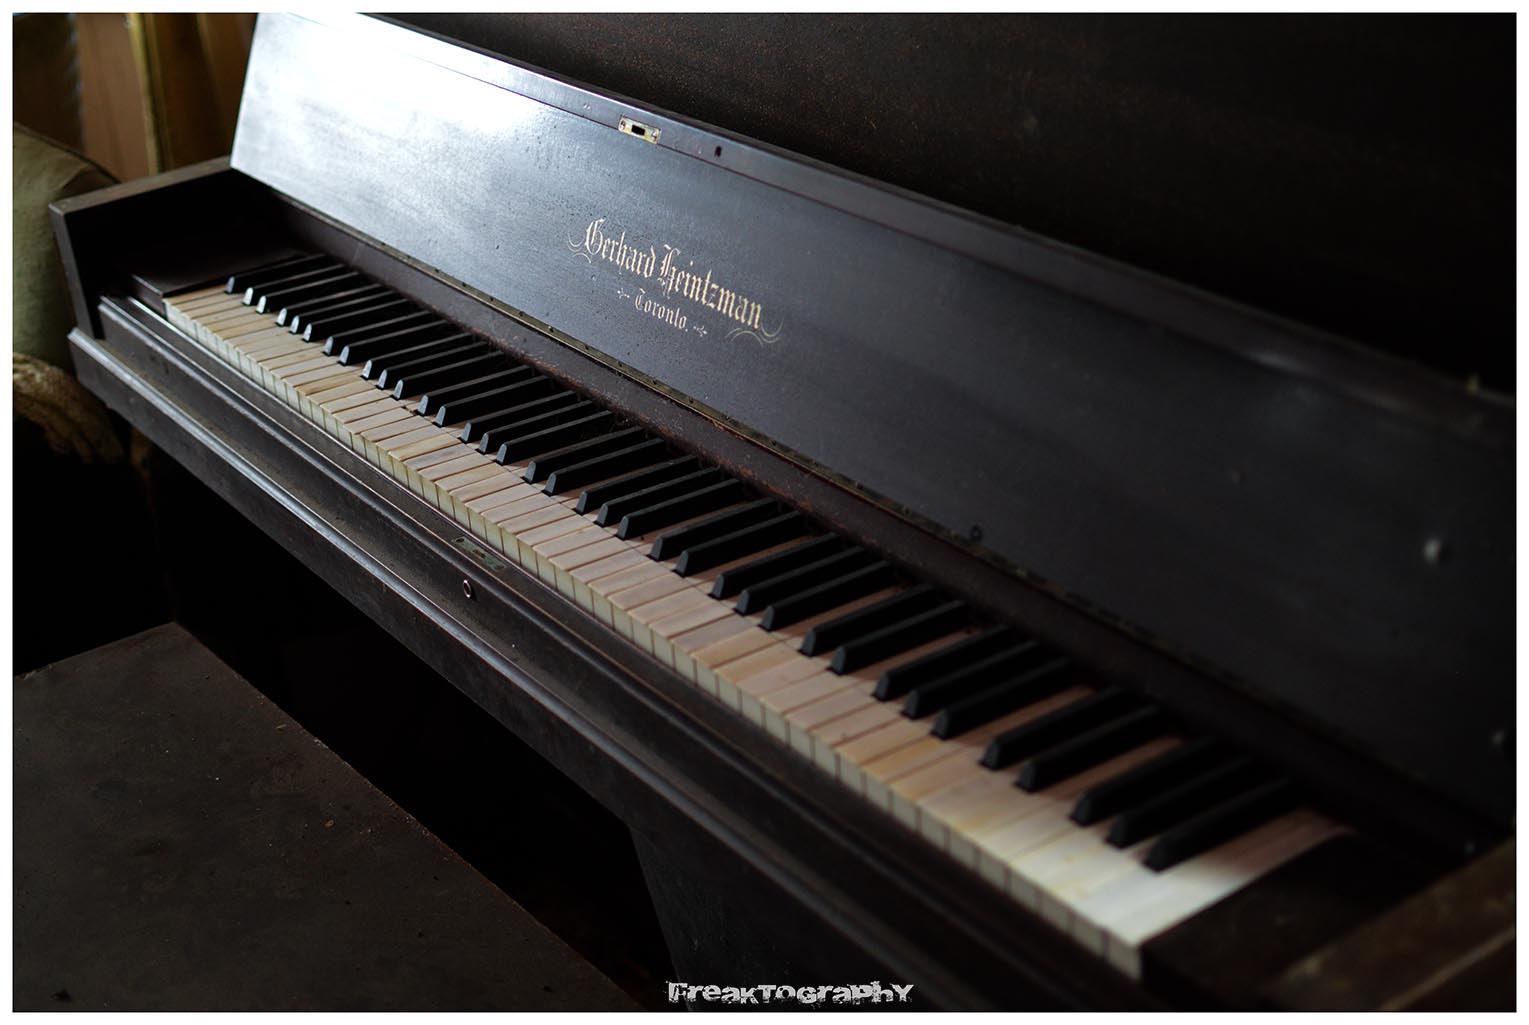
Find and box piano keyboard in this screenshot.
[162,254,1342,978]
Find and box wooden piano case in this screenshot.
[51,13,1513,1009]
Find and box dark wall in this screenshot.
[391,13,1514,393]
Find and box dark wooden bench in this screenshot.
[14,623,637,1011]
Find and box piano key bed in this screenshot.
[164,254,1342,978]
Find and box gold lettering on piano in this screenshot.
[566,217,782,344]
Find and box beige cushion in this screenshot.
[13,123,115,369]
[13,352,123,464]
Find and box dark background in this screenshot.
[393,14,1515,393]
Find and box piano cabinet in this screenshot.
[50,13,1513,1011]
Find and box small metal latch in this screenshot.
[618,116,661,144]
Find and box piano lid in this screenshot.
[230,13,1512,830]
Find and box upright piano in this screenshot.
[52,13,1514,1009]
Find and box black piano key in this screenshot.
[304,301,423,343]
[368,338,480,384]
[313,307,432,348]
[460,388,580,442]
[416,367,534,416]
[279,283,388,327]
[900,641,1049,718]
[1142,778,1298,872]
[1071,738,1228,826]
[758,560,896,631]
[243,261,349,305]
[828,601,970,674]
[392,353,507,400]
[278,279,384,318]
[335,321,461,362]
[734,547,873,614]
[496,410,617,464]
[542,438,671,495]
[1015,706,1171,791]
[615,478,749,539]
[523,427,651,484]
[801,585,942,657]
[976,683,1133,762]
[1106,756,1265,849]
[225,253,329,295]
[446,381,569,432]
[575,458,701,516]
[362,338,477,381]
[875,626,1026,701]
[932,657,1078,738]
[477,399,596,454]
[649,499,781,561]
[711,535,844,600]
[363,335,486,381]
[673,512,807,576]
[254,270,364,313]
[591,466,719,525]
[261,274,370,319]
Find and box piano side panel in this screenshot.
[229,14,1512,832]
